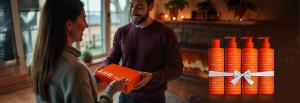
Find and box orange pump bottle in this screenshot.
[208,39,224,94]
[225,37,241,95]
[258,37,274,95]
[241,37,258,94]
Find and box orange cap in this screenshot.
[212,39,221,48]
[224,36,237,48]
[258,37,270,48]
[241,37,254,48]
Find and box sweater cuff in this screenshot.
[103,85,117,98]
[99,95,112,103]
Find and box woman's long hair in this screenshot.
[30,0,83,101]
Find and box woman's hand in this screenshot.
[109,78,126,91]
[101,78,126,102]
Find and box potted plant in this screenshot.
[223,0,257,20]
[82,44,93,63]
[82,49,92,63]
[196,0,219,21]
[165,0,188,20]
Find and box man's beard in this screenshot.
[131,9,149,25]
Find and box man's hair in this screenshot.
[146,0,154,5]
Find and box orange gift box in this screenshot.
[95,64,141,94]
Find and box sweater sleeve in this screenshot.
[59,62,97,103]
[61,65,114,103]
[98,85,116,103]
[100,27,123,67]
[151,27,183,83]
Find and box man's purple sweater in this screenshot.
[101,20,183,100]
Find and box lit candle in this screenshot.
[172,17,176,21]
[239,18,243,22]
[181,15,185,19]
[164,14,169,19]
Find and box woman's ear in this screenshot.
[66,20,73,31]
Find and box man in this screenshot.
[99,0,183,102]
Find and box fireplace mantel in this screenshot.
[162,20,256,26]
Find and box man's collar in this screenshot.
[135,17,154,29]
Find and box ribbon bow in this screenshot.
[231,70,253,86]
[209,70,274,86]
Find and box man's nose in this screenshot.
[131,6,138,15]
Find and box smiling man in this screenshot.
[99,0,183,102]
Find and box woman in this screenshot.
[29,0,125,103]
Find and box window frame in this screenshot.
[10,0,27,74]
[3,0,131,72]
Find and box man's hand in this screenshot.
[133,72,153,90]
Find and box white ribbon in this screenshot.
[209,70,274,86]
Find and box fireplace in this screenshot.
[181,48,208,79]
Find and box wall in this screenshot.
[256,1,300,102]
[152,0,278,21]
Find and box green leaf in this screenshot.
[82,50,92,59]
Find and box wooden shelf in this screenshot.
[162,20,256,26]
